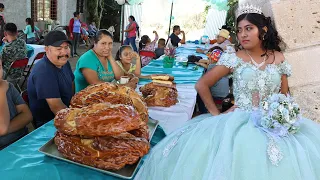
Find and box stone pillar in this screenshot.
[270,0,320,121]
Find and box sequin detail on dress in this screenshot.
[163,126,192,157]
[267,136,283,166]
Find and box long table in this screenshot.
[138,43,207,134]
[0,43,207,180]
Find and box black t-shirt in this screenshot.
[155,47,164,59]
[169,33,181,47]
[27,56,74,128]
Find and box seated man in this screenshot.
[27,31,74,128]
[88,21,98,35]
[196,28,231,54]
[169,25,185,47]
[0,60,32,149]
[0,23,27,80]
[155,38,165,59]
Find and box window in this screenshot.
[77,0,84,13]
[31,0,57,21]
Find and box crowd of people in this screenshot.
[0,4,234,149]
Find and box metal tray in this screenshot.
[39,118,159,179]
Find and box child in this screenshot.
[155,38,165,59]
[139,31,158,67]
[115,45,141,76]
[81,23,89,47]
[0,60,32,149]
[195,46,224,69]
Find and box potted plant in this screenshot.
[163,47,176,68]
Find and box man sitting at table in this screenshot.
[0,60,32,149]
[27,31,74,128]
[196,29,231,54]
[168,25,186,47]
[0,23,27,80]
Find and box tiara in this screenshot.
[236,4,263,18]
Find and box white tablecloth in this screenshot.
[27,44,45,65]
[138,84,198,134]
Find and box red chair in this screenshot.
[4,58,29,92]
[22,52,46,87]
[139,50,156,59]
[21,90,29,105]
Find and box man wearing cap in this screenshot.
[27,30,74,128]
[196,27,231,54]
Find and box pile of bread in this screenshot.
[140,74,178,107]
[54,83,150,170]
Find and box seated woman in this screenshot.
[139,31,158,67]
[195,47,230,113]
[74,30,124,93]
[115,45,141,76]
[0,61,33,149]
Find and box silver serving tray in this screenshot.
[39,118,159,179]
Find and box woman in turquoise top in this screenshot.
[74,30,123,92]
[24,18,39,44]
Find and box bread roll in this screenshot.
[54,131,150,170]
[54,103,144,136]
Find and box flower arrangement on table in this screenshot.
[163,47,176,68]
[260,93,301,137]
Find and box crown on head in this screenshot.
[236,4,263,18]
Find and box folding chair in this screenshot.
[21,90,29,105]
[139,50,156,59]
[21,52,46,87]
[4,58,29,92]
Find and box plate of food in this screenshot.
[139,74,178,107]
[39,82,157,179]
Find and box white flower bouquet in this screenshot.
[260,94,301,137]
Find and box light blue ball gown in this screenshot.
[134,53,320,180]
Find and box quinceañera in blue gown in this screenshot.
[135,6,320,176]
[134,52,320,179]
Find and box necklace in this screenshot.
[245,50,266,69]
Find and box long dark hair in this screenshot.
[139,35,149,50]
[115,45,132,60]
[129,15,140,37]
[91,29,113,49]
[26,18,35,32]
[236,13,283,52]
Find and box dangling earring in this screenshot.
[262,35,266,41]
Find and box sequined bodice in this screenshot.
[217,53,292,111]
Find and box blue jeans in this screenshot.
[124,36,137,52]
[71,32,81,56]
[26,37,36,44]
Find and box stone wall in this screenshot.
[270,0,320,121]
[0,0,28,30]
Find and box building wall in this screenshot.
[269,0,320,121]
[0,0,79,30]
[58,0,78,26]
[0,0,28,30]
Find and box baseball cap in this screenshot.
[44,30,71,47]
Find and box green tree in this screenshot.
[225,0,238,43]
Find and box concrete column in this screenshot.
[269,0,320,121]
